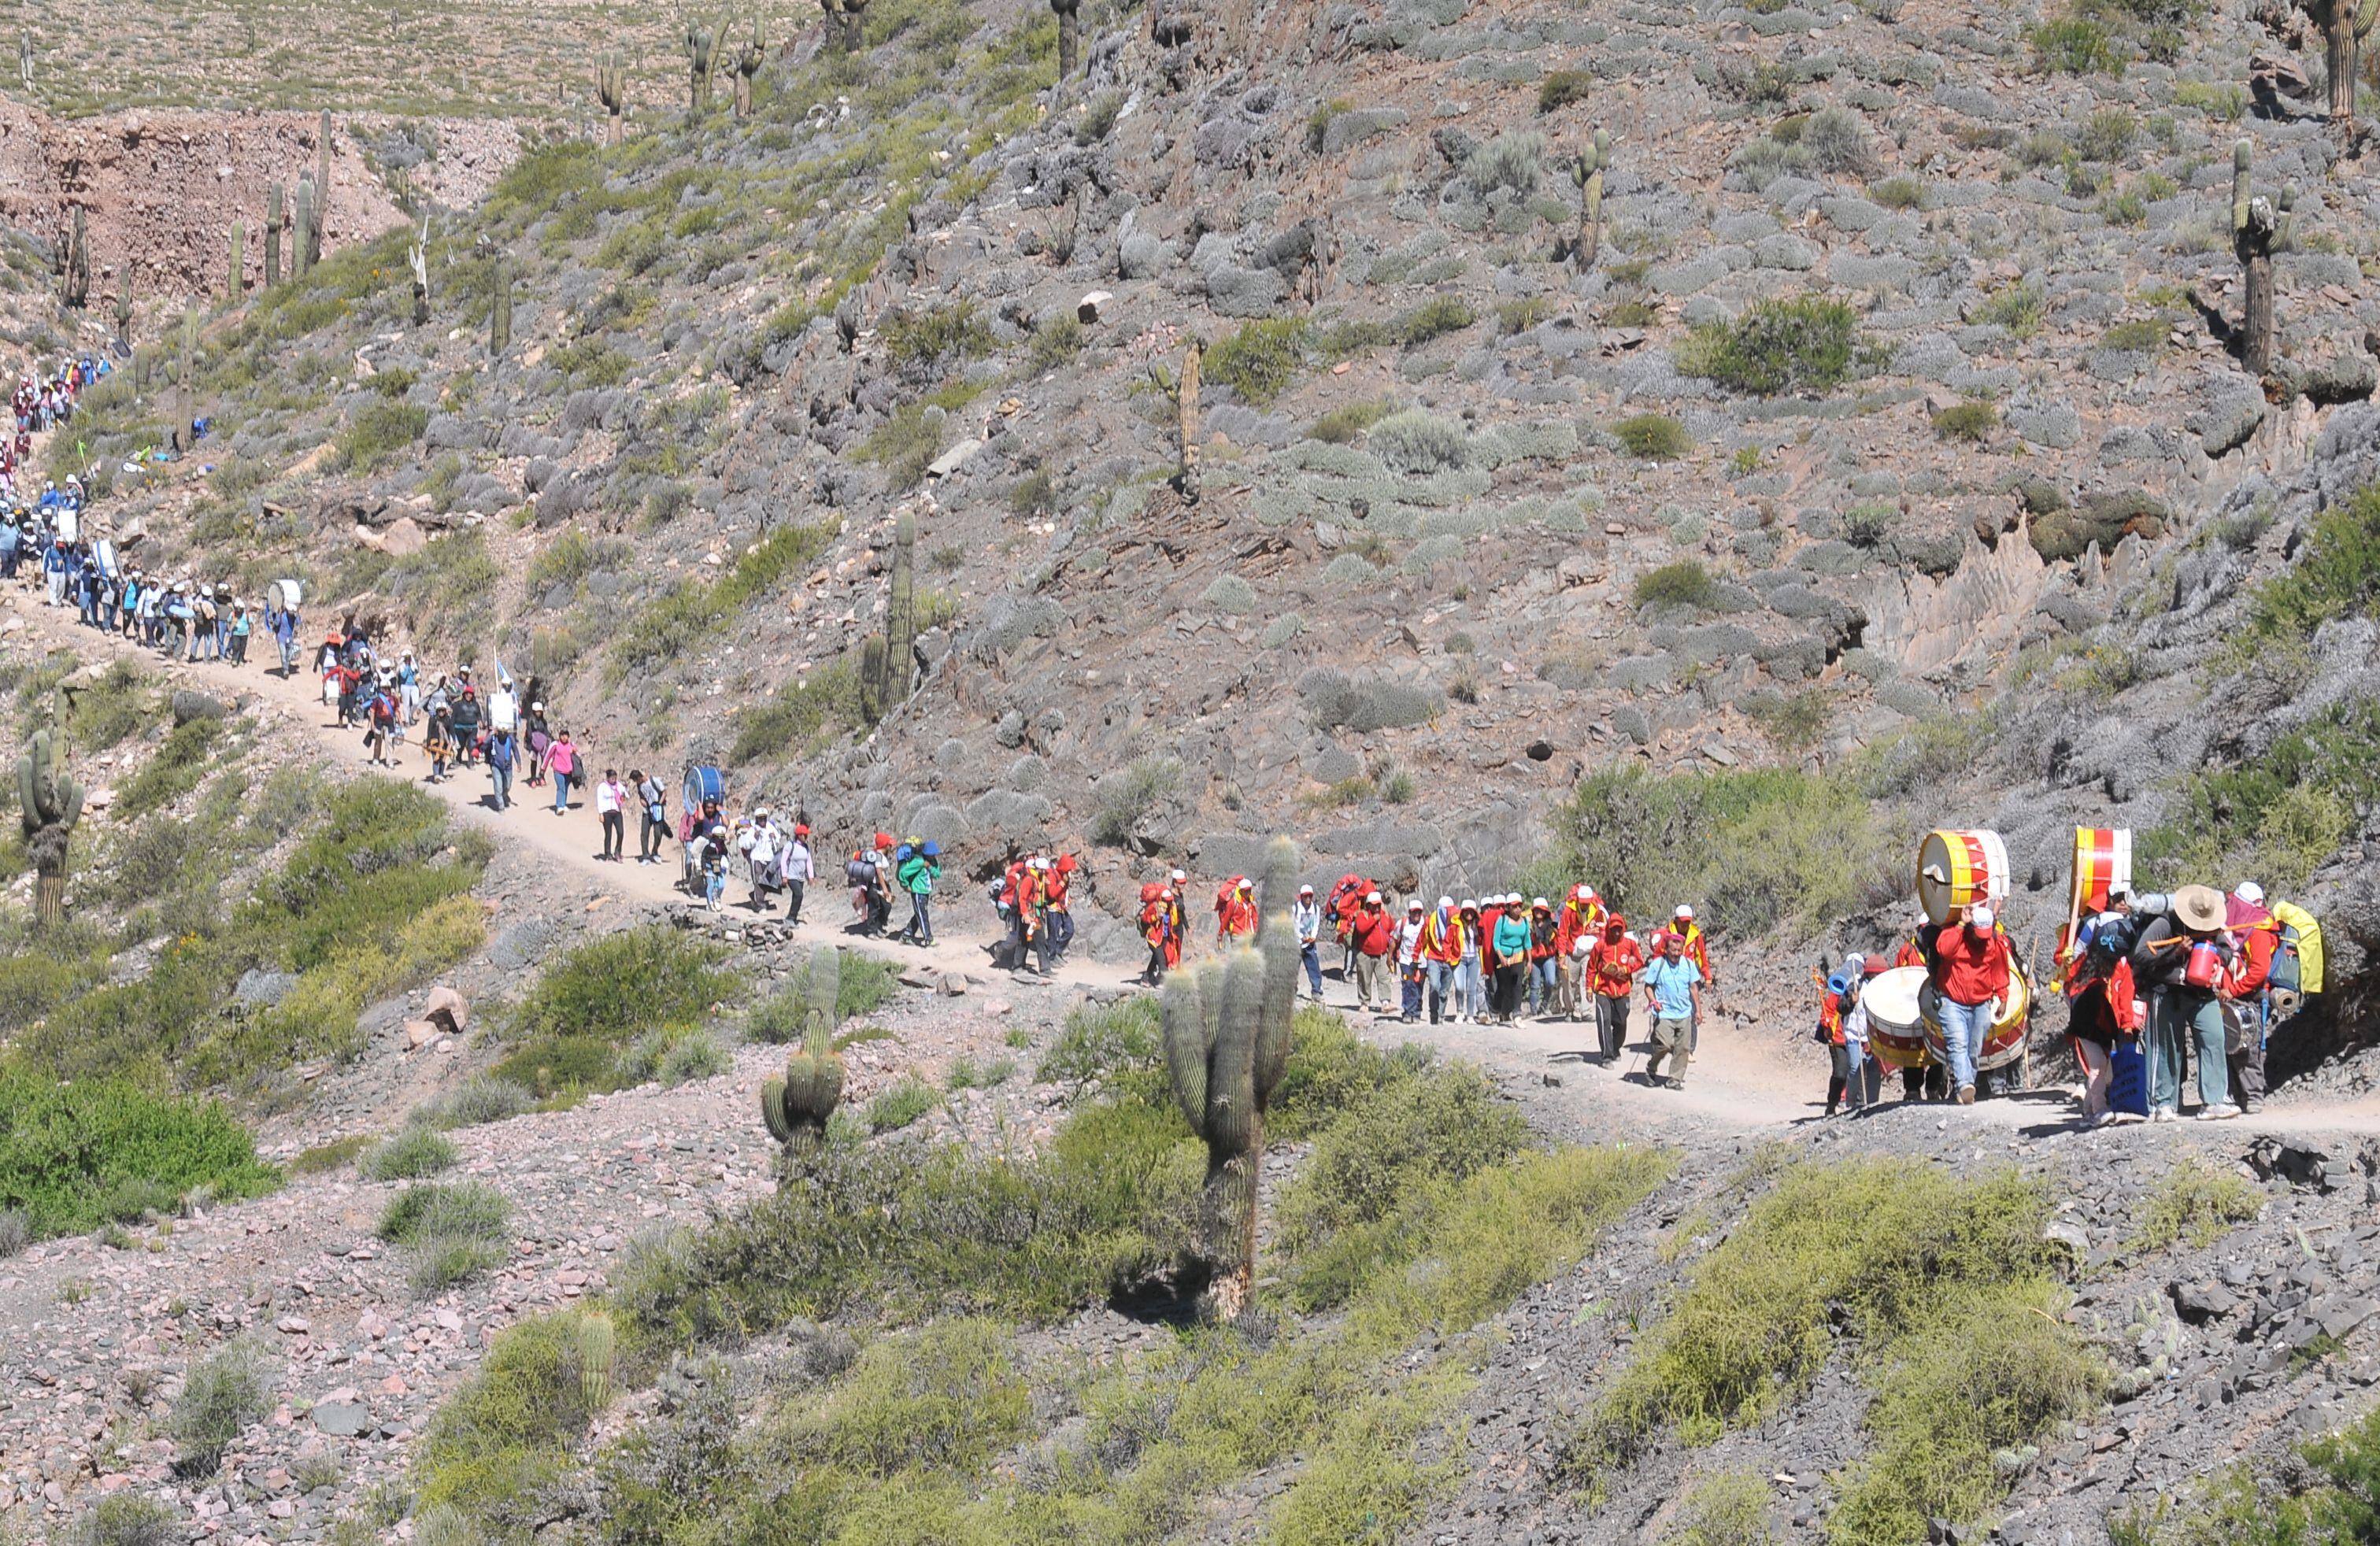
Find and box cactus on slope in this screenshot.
[19,727,83,928]
[1177,340,1201,506]
[761,947,846,1163]
[1160,836,1299,1321]
[596,52,629,143]
[1052,0,1080,80]
[1568,128,1610,271]
[577,1311,616,1409]
[265,182,283,287]
[293,175,316,280]
[61,205,87,309]
[2231,138,2295,377]
[2306,0,2380,136]
[733,19,764,117]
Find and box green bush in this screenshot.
[881,302,995,379]
[66,659,151,750]
[747,951,901,1042]
[2077,106,2139,162]
[1542,765,1894,938]
[410,1077,535,1130]
[1539,69,1593,113]
[70,1494,180,1546]
[414,1309,612,1525]
[335,401,428,471]
[1297,669,1443,733]
[613,522,835,669]
[2131,1160,2263,1251]
[1634,559,1718,610]
[1090,756,1183,845]
[1869,176,1927,211]
[867,1079,938,1133]
[1613,413,1694,458]
[1038,997,1164,1087]
[1679,296,1867,396]
[169,1338,272,1476]
[1205,319,1311,405]
[1395,294,1478,346]
[1466,131,1546,194]
[1369,409,1468,474]
[2233,485,2380,655]
[1025,314,1084,375]
[1568,1160,2084,1526]
[379,1181,511,1245]
[494,926,739,1097]
[361,1126,460,1181]
[0,1074,278,1240]
[2032,15,2124,74]
[730,657,864,763]
[2141,699,2374,893]
[112,716,224,820]
[1930,400,1997,442]
[775,1319,1031,1475]
[1975,281,2048,337]
[1667,1471,1777,1546]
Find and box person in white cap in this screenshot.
[1166,871,1190,956]
[1348,889,1394,1012]
[1455,898,1486,1022]
[1397,897,1429,1023]
[1527,897,1560,1018]
[1416,896,1461,1025]
[1931,902,2012,1106]
[1292,883,1324,1000]
[2224,881,2278,1115]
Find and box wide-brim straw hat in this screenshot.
[2174,884,2226,934]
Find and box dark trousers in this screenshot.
[641,814,665,859]
[601,810,624,857]
[785,879,805,923]
[1492,962,1526,1018]
[1401,966,1424,1020]
[906,893,933,943]
[2228,1005,2267,1111]
[1594,993,1631,1060]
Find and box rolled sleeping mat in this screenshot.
[1860,964,1934,1072]
[1916,828,2010,926]
[1919,959,2033,1073]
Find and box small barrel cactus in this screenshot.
[577,1311,616,1409]
[761,948,846,1160]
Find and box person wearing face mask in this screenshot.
[1930,903,2012,1107]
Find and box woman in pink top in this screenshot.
[548,730,578,815]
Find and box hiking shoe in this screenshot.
[2150,1107,2178,1124]
[1665,1078,1686,1091]
[1957,1086,1975,1106]
[2199,1104,2242,1121]
[2092,1110,2120,1129]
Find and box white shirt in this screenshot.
[1397,916,1427,967]
[784,840,813,882]
[596,779,625,815]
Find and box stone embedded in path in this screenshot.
[310,1400,373,1438]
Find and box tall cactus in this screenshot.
[760,946,846,1165]
[1177,340,1201,506]
[1569,128,1610,270]
[19,728,84,929]
[406,213,429,327]
[1052,0,1080,79]
[683,15,727,117]
[1160,837,1299,1321]
[820,0,845,54]
[2231,139,2295,376]
[2308,0,2380,136]
[112,289,131,346]
[312,109,332,268]
[490,253,513,360]
[265,182,283,287]
[292,174,316,280]
[228,220,244,301]
[734,18,764,117]
[61,205,88,309]
[841,0,868,50]
[595,51,629,142]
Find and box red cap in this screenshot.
[1056,854,1077,873]
[873,830,892,849]
[794,823,810,837]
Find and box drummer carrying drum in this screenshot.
[1931,904,2012,1107]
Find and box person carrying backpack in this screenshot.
[484,727,517,812]
[2129,886,2237,1122]
[2221,882,2282,1115]
[363,686,397,766]
[1348,890,1394,1012]
[633,769,668,864]
[1586,914,1645,1064]
[895,839,940,946]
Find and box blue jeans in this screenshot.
[1301,942,1323,997]
[1936,997,1988,1093]
[1426,960,1454,1022]
[277,634,298,673]
[489,764,513,809]
[1456,957,1483,1018]
[1401,965,1424,1019]
[553,772,570,813]
[213,618,231,658]
[1530,959,1559,1014]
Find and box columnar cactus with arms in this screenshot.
[19,728,83,928]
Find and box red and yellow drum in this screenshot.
[1916,828,2010,926]
[1860,965,1933,1071]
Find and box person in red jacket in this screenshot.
[1527,897,1561,1018]
[1348,890,1395,1012]
[1140,888,1178,985]
[1585,914,1645,1064]
[1216,877,1257,943]
[1893,913,1931,971]
[1930,904,2012,1106]
[1551,886,1603,1019]
[1416,895,1464,1025]
[2223,881,2280,1114]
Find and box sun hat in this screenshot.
[2174,885,2226,933]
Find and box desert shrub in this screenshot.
[1039,996,1164,1088]
[2032,15,2124,74]
[1466,130,1545,193]
[1394,294,1477,346]
[1090,756,1183,846]
[334,401,428,471]
[361,1126,460,1181]
[413,1309,613,1526]
[1870,175,1926,210]
[1277,1065,1531,1308]
[729,656,864,763]
[1203,574,1258,614]
[1569,1160,2084,1515]
[288,1134,372,1175]
[1931,400,1997,442]
[776,1319,1031,1475]
[1205,318,1310,405]
[2131,1159,2264,1252]
[945,1056,1016,1091]
[613,521,834,668]
[1297,668,1443,733]
[410,1077,535,1130]
[494,927,739,1097]
[881,302,995,379]
[169,1338,273,1476]
[0,1074,278,1240]
[1800,106,1871,174]
[1667,1471,1777,1546]
[69,1495,180,1546]
[1025,313,1083,375]
[112,716,225,820]
[2230,484,2380,655]
[1745,691,1832,752]
[2141,701,2374,894]
[1308,398,1397,444]
[867,1079,938,1133]
[1539,69,1593,113]
[65,659,150,749]
[656,1030,733,1086]
[1613,413,1694,458]
[1634,560,1719,610]
[379,1181,512,1293]
[1074,90,1124,144]
[1975,281,2047,336]
[1679,296,1865,396]
[0,1208,28,1258]
[1369,409,1468,474]
[2077,107,2139,162]
[1542,765,1893,938]
[746,952,901,1043]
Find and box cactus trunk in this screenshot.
[20,728,83,931]
[1159,838,1299,1320]
[313,109,331,268]
[1055,0,1079,77]
[1177,341,1201,505]
[2230,138,2293,378]
[293,176,316,280]
[265,183,283,287]
[490,253,513,359]
[2244,253,2275,375]
[61,205,88,309]
[228,221,244,301]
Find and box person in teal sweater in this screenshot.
[895,839,941,945]
[1490,899,1533,1023]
